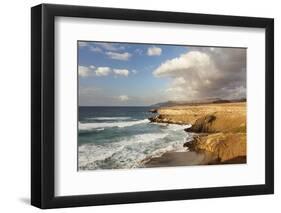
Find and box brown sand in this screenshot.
[144,151,217,168]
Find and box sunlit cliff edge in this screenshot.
[148,102,246,164]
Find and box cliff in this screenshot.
[149,102,246,164]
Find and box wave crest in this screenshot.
[78,130,189,170]
[79,119,149,131]
[87,116,131,121]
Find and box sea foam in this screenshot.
[79,119,149,131]
[79,126,191,170]
[87,116,131,121]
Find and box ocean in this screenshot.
[78,106,191,170]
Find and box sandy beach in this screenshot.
[144,151,218,167]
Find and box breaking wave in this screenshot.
[79,126,191,170]
[79,119,149,131]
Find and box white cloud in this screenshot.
[106,51,131,61]
[96,42,118,51]
[118,95,129,101]
[132,69,138,74]
[95,67,111,76]
[154,51,212,77]
[165,87,184,93]
[79,65,132,78]
[89,46,102,53]
[79,42,126,53]
[113,69,129,77]
[78,65,95,77]
[147,46,162,56]
[96,42,125,51]
[172,77,186,86]
[153,48,246,100]
[78,41,88,48]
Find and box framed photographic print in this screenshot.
[31,3,274,209]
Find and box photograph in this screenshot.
[30,3,274,209]
[78,41,247,171]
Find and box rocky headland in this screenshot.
[146,102,246,166]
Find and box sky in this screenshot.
[78,41,246,106]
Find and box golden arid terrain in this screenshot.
[147,102,246,166]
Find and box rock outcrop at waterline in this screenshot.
[184,133,246,163]
[148,115,185,124]
[149,102,247,164]
[149,108,158,113]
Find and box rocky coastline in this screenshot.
[146,102,246,166]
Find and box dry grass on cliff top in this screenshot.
[158,102,246,133]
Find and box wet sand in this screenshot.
[144,151,218,168]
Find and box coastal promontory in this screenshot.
[147,101,246,165]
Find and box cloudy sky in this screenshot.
[78,41,246,106]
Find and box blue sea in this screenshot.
[78,107,191,170]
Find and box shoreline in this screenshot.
[145,102,247,167]
[144,150,218,168]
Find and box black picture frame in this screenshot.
[31,3,274,209]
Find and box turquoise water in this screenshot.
[78,107,191,170]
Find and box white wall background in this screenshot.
[0,0,279,212]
